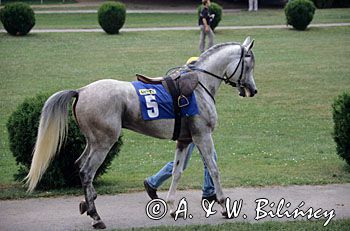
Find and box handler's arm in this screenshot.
[202,18,209,32]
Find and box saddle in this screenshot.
[136,70,199,140]
[136,74,163,84]
[136,71,199,97]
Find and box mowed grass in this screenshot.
[115,219,350,231]
[0,9,349,30]
[0,24,350,199]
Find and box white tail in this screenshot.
[25,90,78,192]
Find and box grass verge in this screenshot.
[114,219,350,231]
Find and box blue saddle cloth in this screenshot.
[132,81,199,120]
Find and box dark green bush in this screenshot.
[197,2,223,31]
[98,1,126,34]
[332,93,350,166]
[0,2,35,36]
[285,0,316,31]
[7,93,122,190]
[311,0,334,8]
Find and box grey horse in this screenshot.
[25,37,257,229]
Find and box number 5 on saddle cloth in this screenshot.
[132,66,200,140]
[132,80,199,120]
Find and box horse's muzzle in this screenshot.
[238,87,257,97]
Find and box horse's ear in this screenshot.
[242,36,251,47]
[247,39,255,51]
[242,37,254,51]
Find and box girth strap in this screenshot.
[164,76,181,141]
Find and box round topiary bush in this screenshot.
[98,1,126,34]
[7,93,122,190]
[0,2,35,36]
[285,0,316,31]
[332,93,350,166]
[197,2,223,31]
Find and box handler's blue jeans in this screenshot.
[146,143,217,197]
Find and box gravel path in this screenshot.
[0,184,349,230]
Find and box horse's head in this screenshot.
[189,38,258,98]
[225,37,258,97]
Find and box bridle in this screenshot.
[187,45,252,102]
[165,45,252,103]
[187,45,248,88]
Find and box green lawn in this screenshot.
[115,219,350,231]
[1,9,349,30]
[32,9,350,29]
[0,8,350,200]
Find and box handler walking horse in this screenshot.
[25,37,257,229]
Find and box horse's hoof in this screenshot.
[79,201,87,215]
[92,220,106,229]
[221,211,229,218]
[170,212,185,219]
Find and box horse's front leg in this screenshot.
[166,141,191,217]
[193,134,227,217]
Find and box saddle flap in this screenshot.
[178,72,199,97]
[136,73,163,84]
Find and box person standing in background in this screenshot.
[248,0,258,11]
[199,0,215,53]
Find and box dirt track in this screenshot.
[1,184,349,230]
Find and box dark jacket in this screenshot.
[198,7,211,26]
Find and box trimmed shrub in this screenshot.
[197,2,223,31]
[7,93,122,190]
[332,93,350,166]
[311,0,334,8]
[98,1,126,34]
[285,0,316,31]
[0,2,35,36]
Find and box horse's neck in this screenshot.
[196,49,233,96]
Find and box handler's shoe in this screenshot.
[143,179,159,200]
[202,194,218,203]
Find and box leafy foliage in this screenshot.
[0,2,35,36]
[332,93,350,165]
[98,1,126,34]
[285,0,316,30]
[6,93,122,189]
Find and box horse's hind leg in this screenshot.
[75,142,90,170]
[77,142,96,216]
[79,140,116,229]
[78,119,120,229]
[75,143,98,216]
